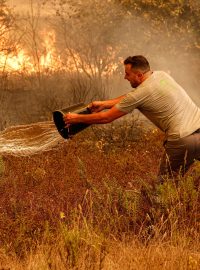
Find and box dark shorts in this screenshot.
[158,129,200,182]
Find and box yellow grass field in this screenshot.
[0,125,199,269]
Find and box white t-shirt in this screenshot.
[115,71,200,141]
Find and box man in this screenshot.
[64,55,200,182]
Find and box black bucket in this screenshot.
[53,103,91,139]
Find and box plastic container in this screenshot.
[53,103,91,139]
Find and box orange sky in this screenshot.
[8,0,29,11]
[7,0,52,15]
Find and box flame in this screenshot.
[0,50,35,72]
[39,30,62,70]
[0,30,118,75]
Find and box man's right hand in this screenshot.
[88,101,106,113]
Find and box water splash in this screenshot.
[0,121,64,156]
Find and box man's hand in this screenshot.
[63,113,80,126]
[63,106,127,126]
[88,101,106,113]
[88,95,126,112]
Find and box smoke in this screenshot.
[3,0,200,130]
[10,1,200,102]
[109,3,200,105]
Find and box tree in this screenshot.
[0,0,15,130]
[0,0,14,53]
[48,0,125,103]
[114,0,200,103]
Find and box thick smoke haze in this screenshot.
[110,5,200,105]
[8,1,200,97]
[2,0,200,129]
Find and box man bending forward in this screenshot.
[64,55,200,182]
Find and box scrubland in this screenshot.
[0,0,199,268]
[0,122,199,269]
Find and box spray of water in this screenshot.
[1,1,199,157]
[0,121,64,156]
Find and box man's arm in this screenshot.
[88,95,126,112]
[63,106,127,125]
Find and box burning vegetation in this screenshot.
[0,0,200,269]
[0,0,200,130]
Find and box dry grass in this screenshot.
[2,239,200,270]
[0,124,199,269]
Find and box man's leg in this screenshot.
[158,132,200,183]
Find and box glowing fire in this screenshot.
[0,48,36,73]
[0,30,62,73]
[0,30,118,75]
[39,30,63,71]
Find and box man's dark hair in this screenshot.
[124,55,150,73]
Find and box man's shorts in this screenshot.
[158,129,200,182]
